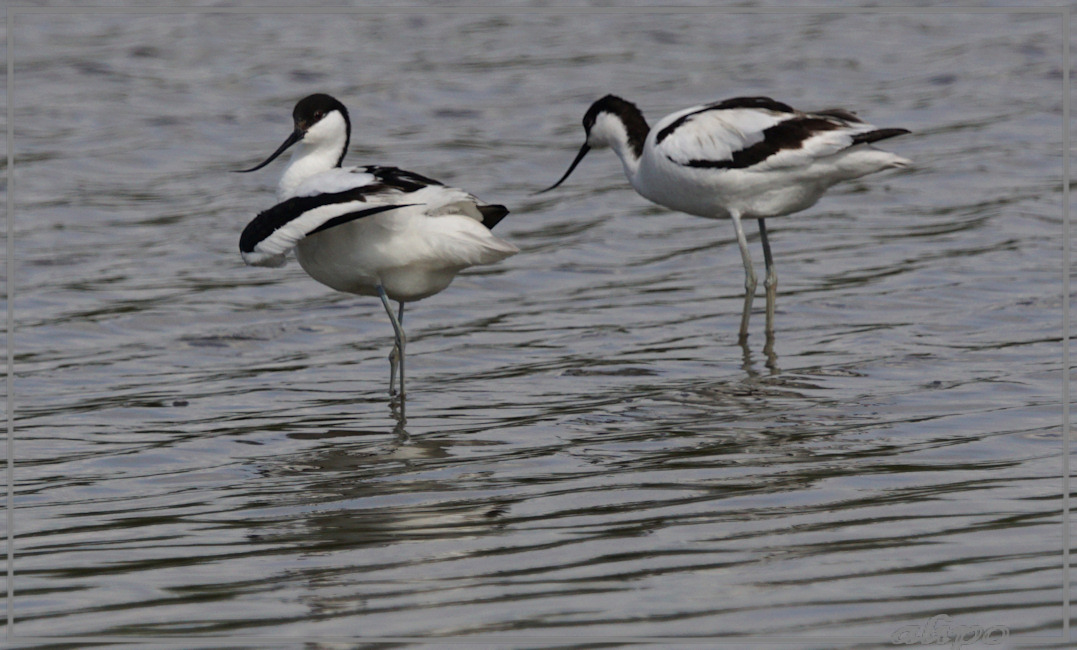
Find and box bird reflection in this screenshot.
[740,331,779,375]
[389,399,409,440]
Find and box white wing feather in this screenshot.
[292,168,378,197]
[241,170,511,269]
[656,105,881,171]
[654,106,789,166]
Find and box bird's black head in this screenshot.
[293,93,350,134]
[535,94,649,194]
[236,93,352,173]
[582,94,648,158]
[583,95,636,132]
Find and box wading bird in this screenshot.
[238,94,517,402]
[539,94,909,346]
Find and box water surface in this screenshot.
[4,5,1068,647]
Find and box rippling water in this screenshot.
[5,5,1068,647]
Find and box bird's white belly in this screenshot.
[635,161,828,220]
[295,220,459,302]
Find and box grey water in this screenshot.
[3,6,1068,647]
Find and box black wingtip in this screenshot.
[479,205,510,230]
[852,127,911,145]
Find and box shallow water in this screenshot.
[3,5,1069,647]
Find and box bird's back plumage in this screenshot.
[652,97,909,173]
[632,96,910,218]
[241,163,516,291]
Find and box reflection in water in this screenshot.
[740,332,780,376]
[390,399,408,438]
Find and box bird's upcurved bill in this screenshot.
[235,129,303,173]
[535,143,591,194]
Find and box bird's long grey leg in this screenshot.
[757,218,777,340]
[387,302,406,394]
[758,218,779,367]
[395,302,405,398]
[395,301,406,399]
[378,286,407,399]
[388,346,398,396]
[730,211,757,343]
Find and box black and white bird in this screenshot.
[539,94,910,344]
[238,94,517,400]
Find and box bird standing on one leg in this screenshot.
[539,94,910,348]
[237,94,517,403]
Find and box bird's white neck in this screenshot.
[276,111,349,199]
[277,143,341,199]
[590,111,647,182]
[610,131,643,182]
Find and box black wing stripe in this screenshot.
[670,116,843,170]
[655,96,796,145]
[712,96,797,113]
[308,204,412,237]
[240,202,404,254]
[286,185,376,211]
[813,108,862,123]
[363,165,445,193]
[238,185,387,254]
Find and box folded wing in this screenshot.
[655,96,905,172]
[240,165,510,267]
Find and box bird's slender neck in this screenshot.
[277,111,350,199]
[276,143,340,199]
[596,113,649,181]
[616,104,649,163]
[588,97,650,181]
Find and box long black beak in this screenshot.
[534,143,591,194]
[235,129,303,173]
